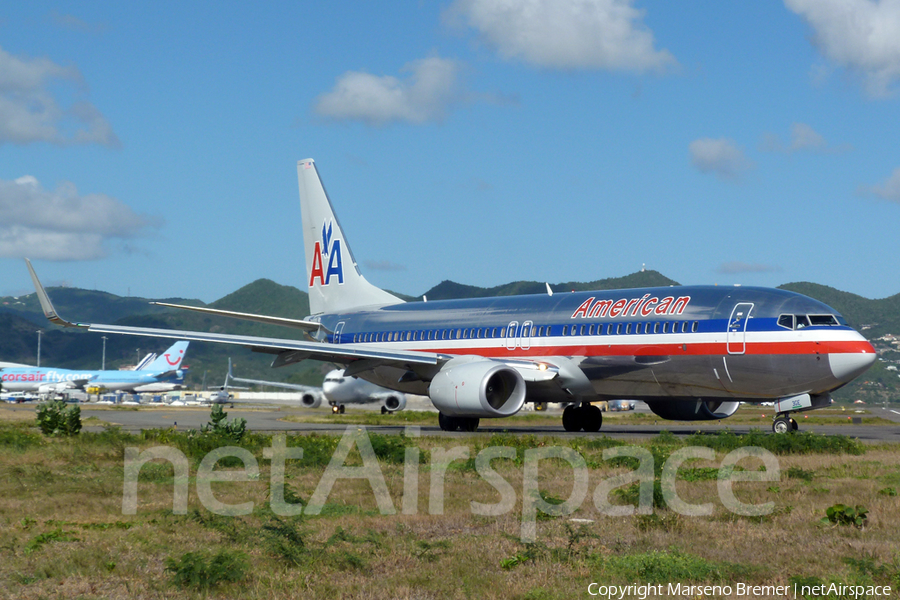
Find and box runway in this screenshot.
[4,403,899,443]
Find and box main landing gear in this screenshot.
[562,402,603,433]
[772,412,799,434]
[438,412,480,432]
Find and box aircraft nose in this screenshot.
[829,343,876,383]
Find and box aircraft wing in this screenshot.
[149,301,323,333]
[27,259,441,371]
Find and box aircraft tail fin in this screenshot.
[135,353,158,370]
[145,341,189,371]
[297,159,402,316]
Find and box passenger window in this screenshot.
[692,321,699,333]
[663,322,670,334]
[616,323,622,335]
[563,325,568,336]
[588,324,594,335]
[626,323,632,334]
[778,314,794,330]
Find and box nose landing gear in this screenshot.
[772,413,798,434]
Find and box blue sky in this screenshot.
[1,1,900,305]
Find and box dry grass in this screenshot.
[1,411,899,599]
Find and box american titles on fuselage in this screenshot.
[571,293,691,320]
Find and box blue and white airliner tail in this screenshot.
[26,159,876,433]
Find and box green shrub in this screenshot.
[201,404,246,442]
[164,550,248,589]
[35,401,81,436]
[822,503,868,528]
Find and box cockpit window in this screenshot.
[778,313,840,330]
[809,314,839,326]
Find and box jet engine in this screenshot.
[38,383,72,394]
[645,399,740,421]
[429,359,526,418]
[380,394,407,413]
[300,392,322,409]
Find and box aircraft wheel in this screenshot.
[535,401,548,412]
[339,405,345,414]
[772,416,791,434]
[791,418,799,431]
[459,417,480,432]
[438,412,458,432]
[381,406,387,414]
[331,405,339,414]
[562,405,581,432]
[583,405,603,433]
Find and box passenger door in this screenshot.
[726,303,753,354]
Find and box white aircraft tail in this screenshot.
[297,159,402,316]
[144,341,189,372]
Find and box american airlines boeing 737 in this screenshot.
[27,159,875,433]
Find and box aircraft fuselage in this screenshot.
[315,284,874,404]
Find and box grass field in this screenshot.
[1,407,899,599]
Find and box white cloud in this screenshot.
[0,45,120,146]
[716,261,782,275]
[446,0,676,72]
[48,11,107,34]
[689,138,753,181]
[785,0,900,97]
[863,166,900,201]
[314,57,465,125]
[0,176,161,260]
[364,260,407,272]
[760,122,849,153]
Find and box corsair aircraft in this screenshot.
[228,362,406,414]
[27,159,875,433]
[0,341,189,397]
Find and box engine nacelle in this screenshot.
[429,359,526,418]
[38,383,71,394]
[300,392,322,409]
[646,399,740,421]
[381,394,407,413]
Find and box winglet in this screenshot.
[25,258,87,328]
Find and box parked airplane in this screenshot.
[26,159,875,433]
[228,362,406,414]
[0,341,190,396]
